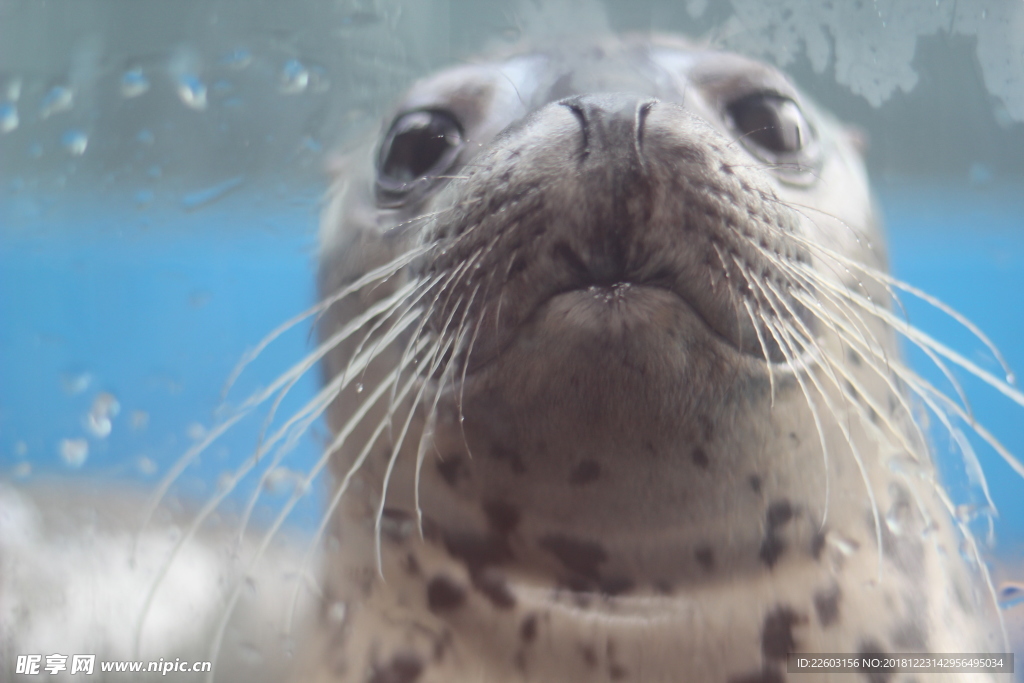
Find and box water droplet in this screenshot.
[84,393,119,438]
[61,129,88,156]
[176,73,207,110]
[355,383,364,393]
[85,413,112,438]
[279,59,309,94]
[39,85,74,118]
[59,438,89,468]
[0,103,18,134]
[120,67,150,98]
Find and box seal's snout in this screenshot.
[420,88,809,370]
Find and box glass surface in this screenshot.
[2,0,1022,679]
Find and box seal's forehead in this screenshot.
[395,42,804,120]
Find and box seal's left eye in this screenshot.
[726,94,810,156]
[377,110,463,202]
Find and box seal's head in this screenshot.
[312,34,1004,683]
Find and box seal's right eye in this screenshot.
[376,110,463,204]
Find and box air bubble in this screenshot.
[355,383,364,393]
[85,392,120,438]
[279,59,309,94]
[59,438,89,468]
[0,103,17,134]
[120,68,150,98]
[40,85,74,118]
[61,129,88,156]
[176,74,208,110]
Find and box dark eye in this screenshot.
[377,109,463,203]
[726,94,811,156]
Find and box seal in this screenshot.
[300,34,1019,683]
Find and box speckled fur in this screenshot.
[302,35,1009,683]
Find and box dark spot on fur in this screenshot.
[762,606,805,660]
[759,534,786,567]
[727,668,784,683]
[404,553,421,577]
[491,444,527,474]
[749,475,762,493]
[482,499,521,536]
[857,640,892,683]
[610,663,628,680]
[436,455,466,487]
[427,575,467,612]
[653,579,673,594]
[368,652,423,683]
[693,544,715,571]
[760,501,796,567]
[848,349,862,366]
[579,644,597,668]
[443,531,512,575]
[474,569,516,609]
[691,447,709,469]
[520,614,538,644]
[539,534,608,580]
[766,500,795,529]
[813,585,841,627]
[569,459,601,485]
